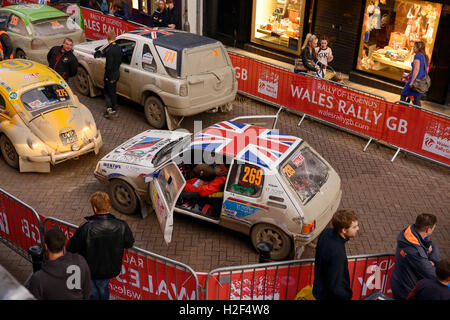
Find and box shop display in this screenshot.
[251,0,305,54]
[357,0,442,81]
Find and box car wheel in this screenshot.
[76,66,92,96]
[108,179,139,215]
[144,96,166,129]
[0,135,19,169]
[15,49,27,59]
[251,223,292,261]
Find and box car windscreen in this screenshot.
[185,46,228,76]
[21,84,71,113]
[32,17,80,36]
[279,147,329,205]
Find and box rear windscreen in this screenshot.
[185,46,228,76]
[32,17,80,36]
[280,147,329,204]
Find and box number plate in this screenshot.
[60,130,77,145]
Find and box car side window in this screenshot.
[226,163,264,198]
[0,94,6,110]
[116,39,136,65]
[7,15,27,36]
[0,12,11,28]
[142,44,156,72]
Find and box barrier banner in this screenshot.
[205,255,394,300]
[0,189,42,257]
[81,7,143,40]
[229,53,450,166]
[43,218,199,300]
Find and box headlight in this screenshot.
[27,137,40,150]
[179,84,188,96]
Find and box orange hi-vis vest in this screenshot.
[0,31,13,60]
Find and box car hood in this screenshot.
[74,39,108,55]
[102,130,191,168]
[28,106,88,151]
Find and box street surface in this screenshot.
[1,82,449,284]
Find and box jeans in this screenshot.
[90,278,110,300]
[400,94,421,107]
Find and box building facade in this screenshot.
[202,0,450,105]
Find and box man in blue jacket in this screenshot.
[313,209,360,300]
[390,213,440,300]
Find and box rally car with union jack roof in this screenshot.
[74,27,237,129]
[93,114,341,260]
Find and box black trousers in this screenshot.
[104,78,118,110]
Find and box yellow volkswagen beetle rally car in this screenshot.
[93,115,342,260]
[0,59,102,173]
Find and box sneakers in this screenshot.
[103,107,118,118]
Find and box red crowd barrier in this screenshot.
[229,53,450,167]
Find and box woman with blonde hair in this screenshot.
[400,41,429,106]
[301,33,324,73]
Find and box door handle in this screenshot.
[124,68,130,73]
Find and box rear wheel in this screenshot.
[0,135,19,169]
[251,223,292,261]
[108,179,138,215]
[75,66,92,96]
[144,96,166,129]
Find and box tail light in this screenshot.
[301,221,316,234]
[31,38,46,50]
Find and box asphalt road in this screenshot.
[1,82,449,284]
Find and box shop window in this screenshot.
[356,0,442,81]
[251,0,306,55]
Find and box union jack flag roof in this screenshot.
[190,121,300,169]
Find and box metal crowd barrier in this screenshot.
[204,253,395,300]
[0,188,43,262]
[42,216,200,300]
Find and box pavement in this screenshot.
[1,77,449,288]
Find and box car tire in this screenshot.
[108,179,139,215]
[76,66,92,97]
[144,96,166,129]
[251,223,292,261]
[0,135,19,169]
[15,49,27,59]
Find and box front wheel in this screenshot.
[0,135,19,169]
[144,96,166,129]
[15,49,27,59]
[75,66,93,96]
[251,223,292,261]
[108,179,139,215]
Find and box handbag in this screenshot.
[411,55,431,93]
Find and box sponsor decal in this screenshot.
[223,198,268,218]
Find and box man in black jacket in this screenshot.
[94,30,122,118]
[47,38,78,82]
[313,209,360,300]
[28,227,91,300]
[0,28,13,60]
[165,0,179,29]
[67,191,135,300]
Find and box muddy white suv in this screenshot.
[73,28,237,128]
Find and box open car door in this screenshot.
[145,162,186,244]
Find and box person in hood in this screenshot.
[28,227,91,300]
[67,191,135,300]
[47,38,78,82]
[390,213,440,300]
[313,209,360,300]
[407,258,450,300]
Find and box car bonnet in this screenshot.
[101,129,190,167]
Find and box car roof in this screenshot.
[0,59,63,93]
[124,27,219,49]
[0,4,67,22]
[189,121,301,169]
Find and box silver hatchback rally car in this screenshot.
[94,115,342,260]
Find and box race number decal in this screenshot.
[242,166,262,186]
[282,164,295,178]
[155,46,177,70]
